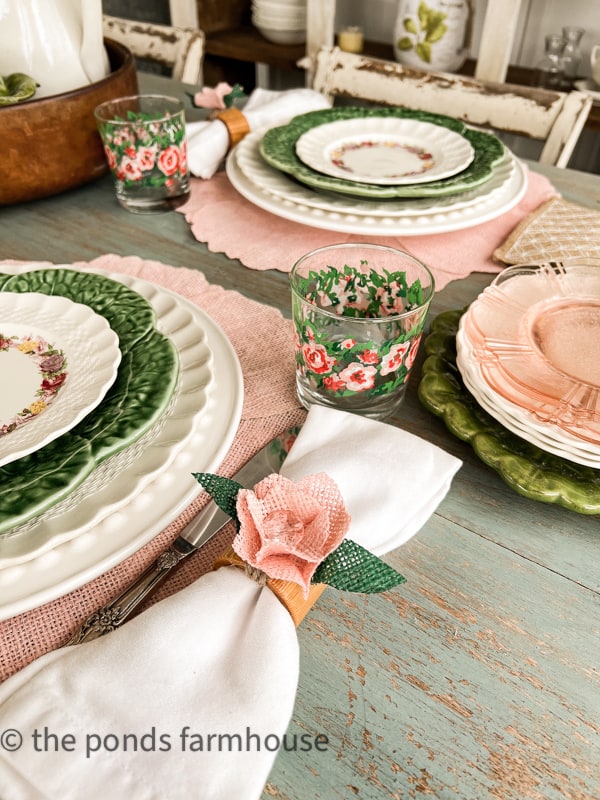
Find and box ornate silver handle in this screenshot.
[65,537,196,645]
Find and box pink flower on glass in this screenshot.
[233,473,351,596]
[119,157,143,181]
[358,348,379,365]
[339,362,377,392]
[302,342,335,375]
[192,82,234,110]
[380,341,411,376]
[158,145,181,176]
[137,146,157,171]
[179,140,188,173]
[404,335,422,371]
[340,338,355,349]
[104,146,117,171]
[323,375,346,392]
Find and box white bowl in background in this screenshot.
[253,0,305,7]
[252,9,306,25]
[252,0,306,11]
[254,24,306,44]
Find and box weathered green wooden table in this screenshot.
[1,73,598,800]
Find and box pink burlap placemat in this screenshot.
[0,255,306,683]
[178,169,558,291]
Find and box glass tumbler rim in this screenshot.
[94,93,184,124]
[290,242,435,324]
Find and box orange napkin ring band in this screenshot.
[214,547,326,627]
[214,107,250,148]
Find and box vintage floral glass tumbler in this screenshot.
[290,243,435,420]
[94,94,190,213]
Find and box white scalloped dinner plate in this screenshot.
[235,129,516,218]
[226,141,527,236]
[0,267,243,620]
[295,117,475,185]
[0,292,121,468]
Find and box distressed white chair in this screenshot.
[102,15,205,85]
[304,46,593,168]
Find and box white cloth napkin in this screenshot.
[0,406,461,800]
[0,0,109,98]
[186,88,331,179]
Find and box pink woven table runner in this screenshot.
[0,255,306,683]
[178,169,558,291]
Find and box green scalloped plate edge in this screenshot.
[0,268,179,532]
[259,107,505,199]
[417,308,600,515]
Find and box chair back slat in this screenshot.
[102,16,205,85]
[309,47,592,168]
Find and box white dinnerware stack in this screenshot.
[252,0,307,45]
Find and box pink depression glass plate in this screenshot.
[456,321,600,460]
[464,260,600,440]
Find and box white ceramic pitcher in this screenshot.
[0,0,109,97]
[393,0,473,72]
[591,45,600,87]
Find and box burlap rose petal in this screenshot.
[233,473,351,592]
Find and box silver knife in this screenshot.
[66,428,296,645]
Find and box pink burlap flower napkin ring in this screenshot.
[192,82,246,111]
[193,471,406,625]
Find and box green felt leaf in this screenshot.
[192,473,243,519]
[312,539,406,593]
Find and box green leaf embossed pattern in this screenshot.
[260,107,504,199]
[418,309,600,515]
[0,269,179,532]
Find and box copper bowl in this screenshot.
[0,39,138,206]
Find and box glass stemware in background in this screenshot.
[534,33,565,90]
[560,26,585,89]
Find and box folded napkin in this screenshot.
[0,406,461,800]
[494,196,600,265]
[186,87,331,179]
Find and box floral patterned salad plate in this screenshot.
[259,106,505,199]
[0,268,179,533]
[0,292,121,468]
[295,117,474,185]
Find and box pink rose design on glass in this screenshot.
[137,146,157,171]
[302,342,335,374]
[380,341,411,376]
[339,362,377,392]
[358,348,379,365]
[158,145,181,176]
[233,473,351,597]
[404,335,422,371]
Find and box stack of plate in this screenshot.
[226,106,528,236]
[456,260,600,468]
[0,264,243,620]
[252,0,306,45]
